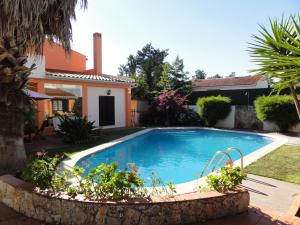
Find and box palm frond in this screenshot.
[0,0,87,54]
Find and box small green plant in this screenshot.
[205,165,246,192]
[197,96,231,126]
[21,153,60,189]
[58,116,95,144]
[148,172,177,197]
[255,95,299,132]
[54,162,147,200]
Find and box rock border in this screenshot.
[0,175,249,225]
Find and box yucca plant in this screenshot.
[0,0,87,175]
[248,15,300,120]
[58,116,95,144]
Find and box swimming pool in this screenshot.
[76,129,273,185]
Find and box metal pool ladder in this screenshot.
[200,147,244,178]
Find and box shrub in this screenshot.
[254,95,299,132]
[53,162,146,200]
[206,165,246,192]
[197,96,231,126]
[155,90,187,126]
[21,156,177,200]
[21,154,60,189]
[173,108,203,126]
[139,90,202,126]
[58,116,95,144]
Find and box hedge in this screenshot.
[196,96,231,127]
[254,95,299,132]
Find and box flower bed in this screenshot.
[0,175,249,225]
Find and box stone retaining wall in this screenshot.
[0,175,249,225]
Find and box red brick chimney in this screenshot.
[93,33,102,74]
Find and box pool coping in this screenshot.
[57,127,288,194]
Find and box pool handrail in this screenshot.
[211,147,244,171]
[200,151,233,177]
[200,147,244,178]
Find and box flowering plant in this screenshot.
[156,90,187,110]
[205,165,246,192]
[154,90,187,126]
[53,162,146,200]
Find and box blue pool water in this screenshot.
[76,129,273,185]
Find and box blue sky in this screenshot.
[71,0,300,77]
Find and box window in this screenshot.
[44,83,83,117]
[52,100,63,112]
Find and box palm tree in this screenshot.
[248,15,300,119]
[0,0,87,175]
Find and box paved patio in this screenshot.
[243,174,300,213]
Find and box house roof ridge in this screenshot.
[45,70,135,84]
[192,75,261,88]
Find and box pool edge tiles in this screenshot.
[57,127,288,194]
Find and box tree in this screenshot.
[169,56,191,94]
[119,43,169,99]
[194,69,206,79]
[118,55,137,77]
[0,0,87,175]
[209,74,222,79]
[248,15,300,119]
[136,44,169,91]
[228,72,236,77]
[157,63,172,91]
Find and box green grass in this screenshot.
[44,128,145,158]
[245,145,300,185]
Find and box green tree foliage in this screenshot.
[194,69,207,79]
[248,15,300,119]
[119,44,191,99]
[209,74,222,79]
[254,95,299,132]
[157,63,172,91]
[197,96,231,126]
[169,56,191,94]
[228,72,236,77]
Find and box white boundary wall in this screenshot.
[189,105,300,133]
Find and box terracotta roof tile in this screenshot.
[45,88,76,98]
[45,71,135,84]
[192,76,262,88]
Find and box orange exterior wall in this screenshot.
[43,41,86,73]
[30,78,132,128]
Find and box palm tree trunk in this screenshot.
[0,106,26,175]
[289,84,300,120]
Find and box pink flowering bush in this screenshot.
[156,90,187,111]
[140,90,201,126]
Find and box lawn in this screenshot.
[246,145,300,185]
[27,127,145,158]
